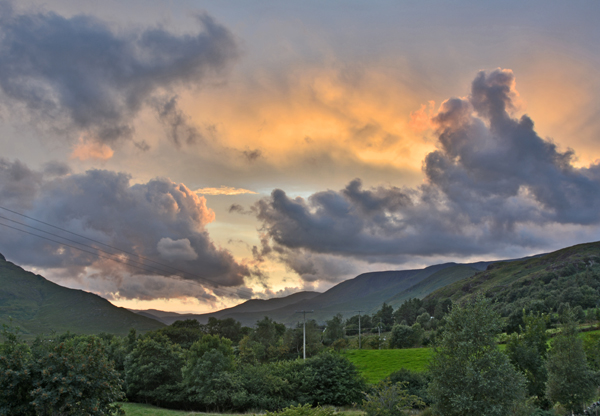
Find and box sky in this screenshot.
[0,0,599,313]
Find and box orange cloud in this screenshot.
[181,61,437,174]
[70,138,114,161]
[409,101,435,132]
[195,186,258,196]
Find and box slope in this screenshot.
[423,241,600,314]
[0,253,164,338]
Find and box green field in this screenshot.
[342,328,599,384]
[121,403,365,416]
[342,348,432,383]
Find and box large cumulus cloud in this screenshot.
[0,1,238,148]
[0,159,251,302]
[253,69,600,282]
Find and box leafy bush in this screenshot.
[361,380,424,416]
[387,368,432,405]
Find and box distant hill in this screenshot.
[0,253,165,338]
[133,260,503,326]
[131,242,600,328]
[133,291,321,326]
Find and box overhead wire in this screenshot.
[0,205,257,299]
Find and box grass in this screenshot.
[120,403,365,416]
[342,348,432,383]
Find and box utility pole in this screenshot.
[378,319,381,350]
[295,310,314,360]
[356,310,363,349]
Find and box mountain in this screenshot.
[132,291,321,325]
[0,253,165,339]
[133,260,498,326]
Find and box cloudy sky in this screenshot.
[0,0,599,313]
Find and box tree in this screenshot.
[323,314,345,345]
[124,333,184,406]
[506,312,550,408]
[394,298,423,326]
[390,323,422,349]
[30,336,125,416]
[1,328,124,416]
[182,334,241,411]
[0,325,34,416]
[374,303,394,331]
[546,310,596,413]
[428,295,526,416]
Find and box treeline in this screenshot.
[0,316,366,415]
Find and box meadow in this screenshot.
[342,328,600,384]
[342,348,432,383]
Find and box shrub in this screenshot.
[361,380,424,416]
[387,368,432,405]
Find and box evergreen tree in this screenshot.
[428,295,526,416]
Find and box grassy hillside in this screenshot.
[423,241,600,317]
[0,253,164,338]
[383,264,481,310]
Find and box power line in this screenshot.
[0,205,254,296]
[0,208,257,299]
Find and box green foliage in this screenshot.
[299,352,366,406]
[203,317,248,344]
[0,327,124,416]
[181,335,239,411]
[361,380,424,416]
[154,319,203,349]
[506,312,550,407]
[324,314,345,345]
[238,316,288,363]
[265,404,335,416]
[393,298,423,326]
[387,368,432,406]
[428,295,526,416]
[389,323,422,349]
[282,320,323,360]
[29,336,125,416]
[124,333,184,406]
[0,324,34,416]
[546,311,596,413]
[583,332,600,371]
[374,303,394,331]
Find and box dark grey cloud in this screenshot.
[0,2,238,146]
[153,95,202,147]
[242,149,262,162]
[254,69,600,281]
[0,159,251,301]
